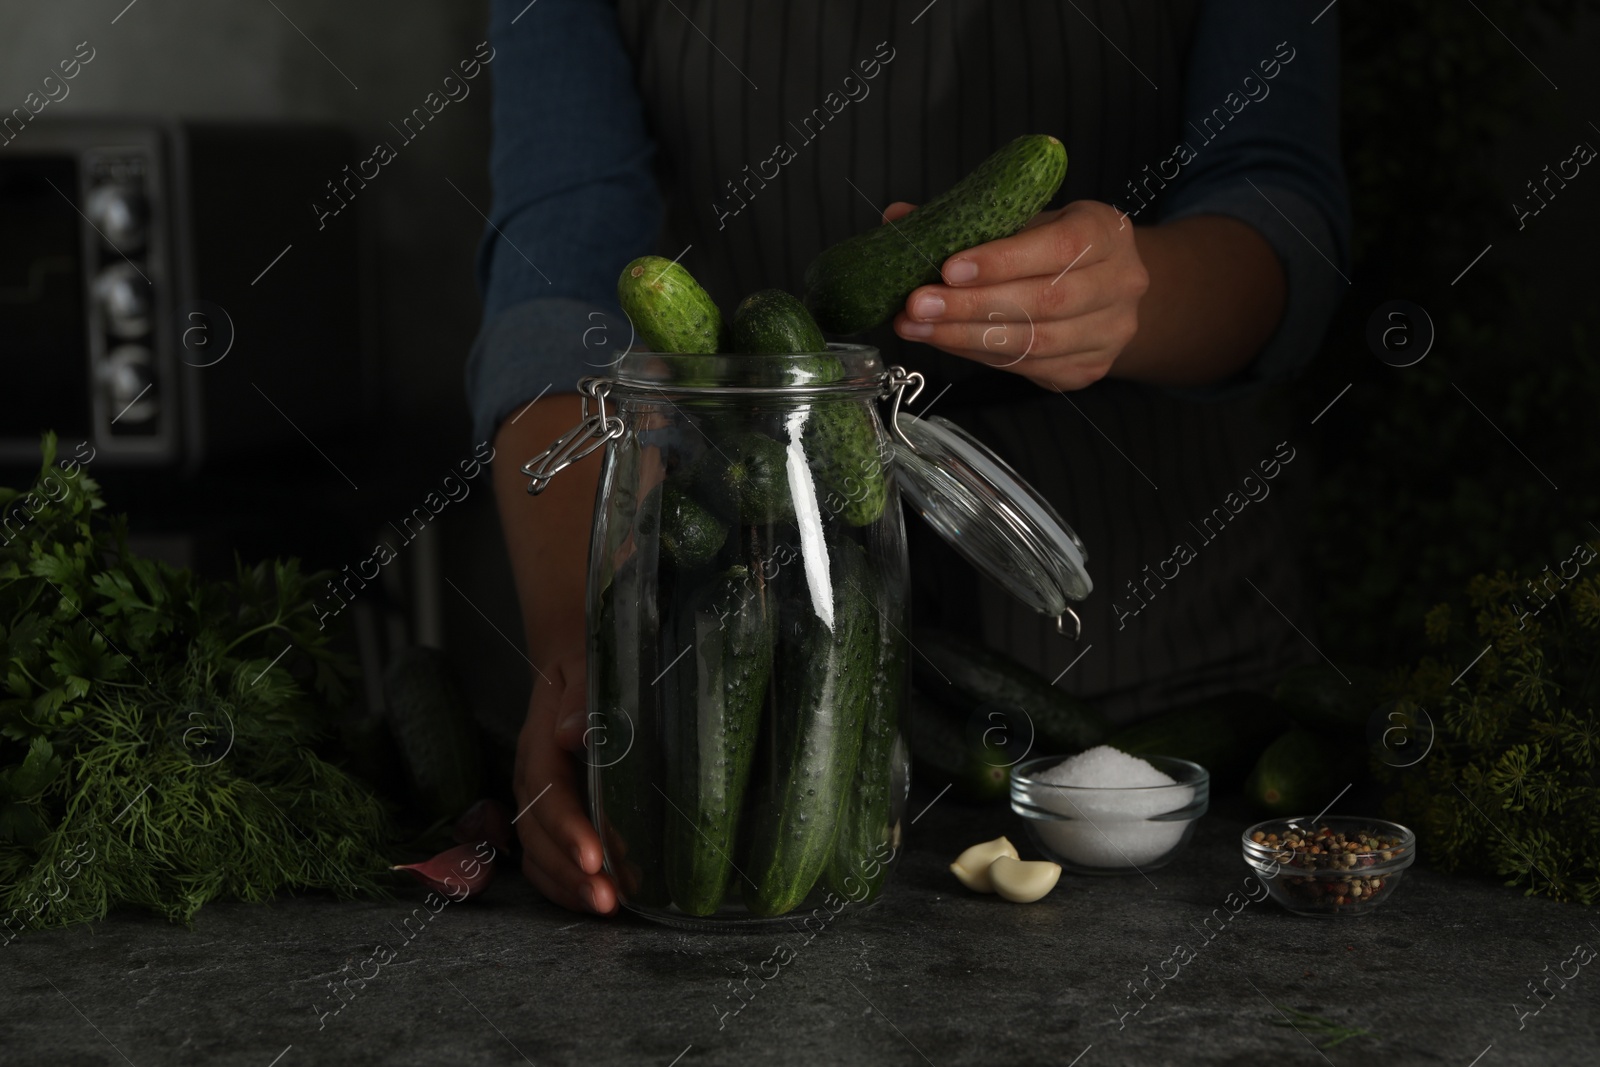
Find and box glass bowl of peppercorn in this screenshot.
[1241,817,1416,917]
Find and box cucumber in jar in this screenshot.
[640,483,727,570]
[741,535,877,917]
[729,284,886,527]
[662,564,775,916]
[823,587,906,904]
[694,430,794,526]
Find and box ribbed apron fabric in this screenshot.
[613,0,1317,725]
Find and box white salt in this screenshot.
[1030,746,1195,868]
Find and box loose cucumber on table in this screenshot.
[906,690,1013,804]
[1105,690,1289,790]
[804,134,1068,335]
[1245,728,1367,816]
[1272,663,1377,736]
[911,628,1106,753]
[662,564,775,916]
[382,647,484,823]
[741,535,878,917]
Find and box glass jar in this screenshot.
[525,344,1092,928]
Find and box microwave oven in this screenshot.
[0,119,367,470]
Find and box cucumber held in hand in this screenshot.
[663,565,775,916]
[617,255,728,381]
[804,134,1068,334]
[743,536,877,917]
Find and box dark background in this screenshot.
[3,0,1598,753]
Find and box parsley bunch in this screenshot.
[0,436,389,931]
[1382,561,1600,903]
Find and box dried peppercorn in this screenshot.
[1250,825,1408,912]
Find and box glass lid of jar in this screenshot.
[889,393,1092,637]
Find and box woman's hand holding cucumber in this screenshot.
[889,198,1149,391]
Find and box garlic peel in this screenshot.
[989,855,1062,903]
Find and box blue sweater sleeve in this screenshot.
[1159,0,1351,391]
[465,0,661,444]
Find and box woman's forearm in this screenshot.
[490,394,601,667]
[1112,215,1287,388]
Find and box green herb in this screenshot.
[0,435,389,932]
[1381,565,1600,904]
[1270,1005,1374,1050]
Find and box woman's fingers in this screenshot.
[514,754,617,910]
[938,202,1113,286]
[893,306,1134,389]
[898,264,1117,332]
[520,836,617,914]
[514,669,619,914]
[881,200,917,224]
[519,811,618,913]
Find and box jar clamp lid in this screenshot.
[522,360,1093,639]
[883,367,1092,639]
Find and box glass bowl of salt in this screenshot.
[1010,747,1208,875]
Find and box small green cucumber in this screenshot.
[911,628,1106,753]
[617,256,728,379]
[730,288,828,355]
[663,565,775,916]
[800,398,888,528]
[381,647,484,822]
[1273,663,1377,736]
[724,287,885,527]
[695,431,794,526]
[648,484,727,570]
[824,593,906,902]
[804,135,1068,334]
[906,690,1015,804]
[742,536,877,917]
[1244,728,1366,816]
[1106,690,1290,790]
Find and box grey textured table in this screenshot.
[5,794,1595,1067]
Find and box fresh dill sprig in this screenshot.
[0,434,390,932]
[1270,1005,1375,1049]
[1381,564,1600,905]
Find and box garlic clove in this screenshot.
[392,842,498,902]
[949,836,1021,893]
[988,855,1062,903]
